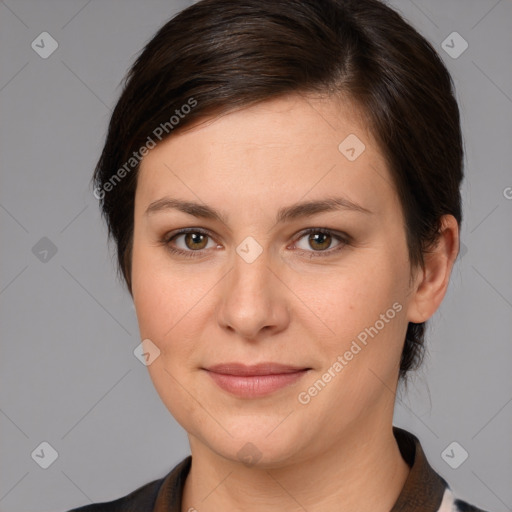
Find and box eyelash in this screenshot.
[161,227,350,259]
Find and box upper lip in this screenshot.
[205,363,310,376]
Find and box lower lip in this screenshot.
[205,370,310,398]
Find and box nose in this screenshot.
[215,244,290,340]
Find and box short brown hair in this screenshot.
[92,0,464,380]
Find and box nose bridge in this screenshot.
[215,235,288,337]
[229,237,272,304]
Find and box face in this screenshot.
[131,94,420,467]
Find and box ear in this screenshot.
[407,215,460,324]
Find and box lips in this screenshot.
[203,362,311,398]
[205,362,310,376]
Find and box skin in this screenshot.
[131,93,459,512]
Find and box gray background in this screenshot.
[0,1,511,511]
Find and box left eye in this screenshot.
[293,229,347,255]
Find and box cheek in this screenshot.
[131,244,207,431]
[131,237,215,369]
[297,256,407,339]
[132,235,177,360]
[132,232,184,336]
[293,270,409,421]
[298,250,411,394]
[132,263,196,355]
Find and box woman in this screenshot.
[69,0,490,510]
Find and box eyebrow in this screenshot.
[144,196,373,224]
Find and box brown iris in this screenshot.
[307,232,332,251]
[184,232,208,250]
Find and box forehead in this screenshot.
[136,94,397,219]
[146,94,376,159]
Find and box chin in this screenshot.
[202,425,307,469]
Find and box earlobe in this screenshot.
[407,215,459,324]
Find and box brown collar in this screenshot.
[153,427,447,512]
[390,427,447,511]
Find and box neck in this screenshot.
[181,418,410,512]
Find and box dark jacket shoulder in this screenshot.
[453,497,491,512]
[66,476,165,512]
